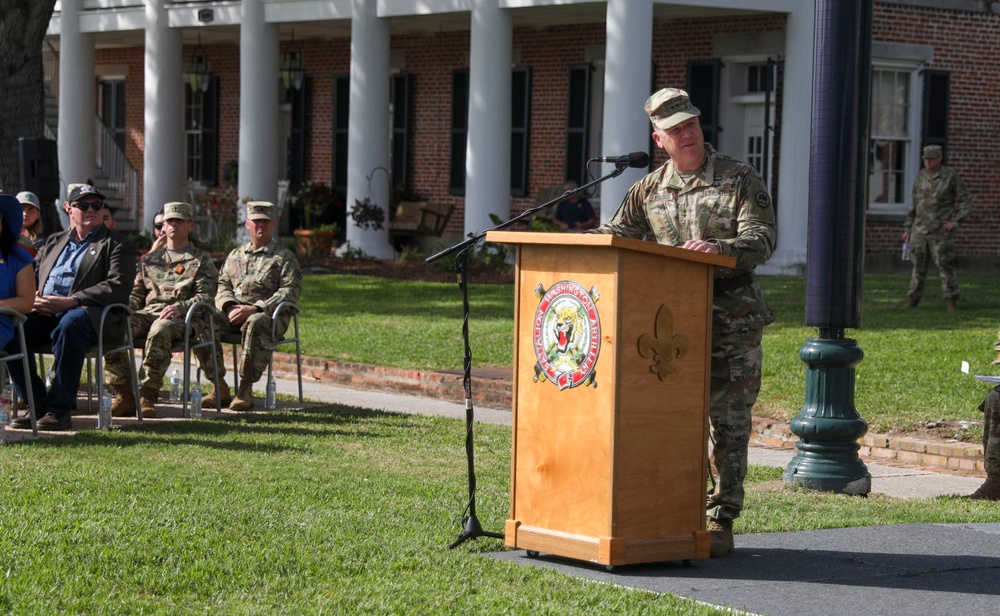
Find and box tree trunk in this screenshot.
[0,0,59,230]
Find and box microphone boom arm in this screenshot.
[425,164,629,264]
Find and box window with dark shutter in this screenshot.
[450,69,469,195]
[565,64,591,186]
[685,60,720,148]
[332,74,350,199]
[511,67,531,197]
[921,69,949,160]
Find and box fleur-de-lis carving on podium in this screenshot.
[637,304,689,381]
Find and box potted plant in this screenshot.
[350,197,386,231]
[290,181,343,259]
[194,185,241,255]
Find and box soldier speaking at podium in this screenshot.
[592,87,776,557]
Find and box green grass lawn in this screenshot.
[2,406,998,613]
[298,272,1000,435]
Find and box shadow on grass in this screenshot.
[14,405,424,452]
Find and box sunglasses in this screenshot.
[72,200,107,212]
[153,223,164,230]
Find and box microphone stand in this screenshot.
[427,161,634,550]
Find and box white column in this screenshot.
[346,0,393,259]
[238,0,280,239]
[465,0,512,235]
[57,0,95,217]
[600,0,653,222]
[759,1,814,275]
[144,1,183,228]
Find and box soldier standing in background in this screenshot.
[215,201,302,411]
[105,201,225,418]
[901,144,972,312]
[591,88,776,557]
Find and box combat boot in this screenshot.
[140,386,160,419]
[202,380,232,409]
[946,298,957,313]
[229,380,255,412]
[707,518,734,557]
[111,385,137,417]
[967,475,1000,501]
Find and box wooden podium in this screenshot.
[486,231,736,567]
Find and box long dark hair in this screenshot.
[0,211,21,263]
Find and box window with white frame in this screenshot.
[868,64,919,213]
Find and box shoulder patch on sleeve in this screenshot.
[756,191,771,208]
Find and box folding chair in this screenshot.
[35,303,142,428]
[223,301,303,404]
[0,308,39,436]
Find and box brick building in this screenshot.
[42,0,1000,271]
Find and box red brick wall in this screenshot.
[869,3,1000,256]
[99,5,997,259]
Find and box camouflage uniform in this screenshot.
[594,143,776,523]
[979,387,1000,476]
[903,165,971,301]
[216,239,302,385]
[105,244,223,389]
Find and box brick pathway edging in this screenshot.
[267,352,986,475]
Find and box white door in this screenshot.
[741,102,774,184]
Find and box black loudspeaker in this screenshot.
[19,137,60,206]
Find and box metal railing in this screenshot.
[96,119,139,223]
[43,39,59,140]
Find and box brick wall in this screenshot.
[868,3,1000,257]
[99,5,998,260]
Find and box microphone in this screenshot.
[595,151,650,168]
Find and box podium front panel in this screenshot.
[509,244,619,538]
[498,234,716,564]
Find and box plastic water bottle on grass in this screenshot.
[0,386,10,442]
[100,389,112,429]
[190,381,203,419]
[169,369,181,402]
[265,376,277,410]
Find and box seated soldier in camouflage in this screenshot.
[214,201,302,411]
[105,201,227,418]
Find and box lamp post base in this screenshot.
[783,337,871,495]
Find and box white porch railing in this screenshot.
[95,118,139,224]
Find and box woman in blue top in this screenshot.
[0,194,37,348]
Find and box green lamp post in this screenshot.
[783,0,873,494]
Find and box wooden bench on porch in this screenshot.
[388,201,455,246]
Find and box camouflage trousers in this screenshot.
[979,387,1000,475]
[221,311,290,386]
[104,313,225,390]
[706,328,765,524]
[907,232,959,301]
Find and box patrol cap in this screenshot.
[16,191,41,210]
[645,88,701,131]
[163,201,194,222]
[0,194,25,238]
[922,144,943,159]
[67,183,106,203]
[246,201,276,221]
